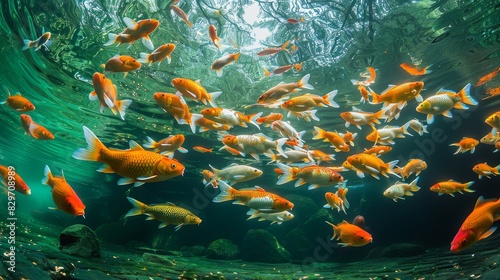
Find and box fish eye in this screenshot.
[171,163,176,168]
[68,202,72,207]
[461,238,468,245]
[284,202,289,205]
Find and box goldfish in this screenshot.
[472,162,500,179]
[0,165,31,195]
[257,74,314,104]
[480,131,500,145]
[211,53,241,77]
[221,133,287,160]
[171,78,222,107]
[143,134,188,157]
[89,72,132,120]
[288,109,320,122]
[485,111,500,135]
[383,177,421,202]
[308,149,335,164]
[430,180,475,197]
[193,146,212,153]
[287,17,305,24]
[263,63,303,77]
[200,107,261,129]
[370,81,424,108]
[325,220,373,247]
[201,169,218,188]
[20,115,54,140]
[482,87,500,100]
[339,131,357,146]
[195,117,231,132]
[171,5,193,27]
[138,43,176,65]
[449,137,479,154]
[495,141,500,153]
[214,180,294,213]
[475,67,500,87]
[382,103,403,122]
[357,85,371,103]
[407,119,428,136]
[395,159,427,180]
[104,17,159,50]
[366,122,412,146]
[219,145,245,157]
[416,83,478,124]
[276,163,344,190]
[324,188,350,214]
[363,146,392,156]
[246,209,294,225]
[265,147,314,164]
[22,29,52,51]
[281,90,339,112]
[208,25,220,49]
[351,67,376,86]
[19,114,32,135]
[72,126,185,187]
[340,108,385,129]
[153,92,202,134]
[101,55,141,78]
[206,164,262,186]
[399,63,432,76]
[450,196,500,252]
[257,40,291,56]
[1,88,35,112]
[256,113,283,127]
[346,153,399,179]
[271,120,305,144]
[126,197,201,230]
[42,165,85,217]
[312,126,350,152]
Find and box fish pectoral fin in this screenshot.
[232,201,245,205]
[174,224,184,231]
[365,166,379,173]
[117,177,135,185]
[137,175,157,181]
[158,223,169,229]
[48,207,59,211]
[337,243,350,247]
[186,90,197,99]
[442,110,453,118]
[97,164,115,173]
[232,175,246,180]
[478,227,497,241]
[103,94,115,109]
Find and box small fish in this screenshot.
[400,63,432,76]
[256,113,283,127]
[281,90,339,112]
[276,163,344,190]
[481,131,500,145]
[363,146,392,156]
[126,197,201,230]
[312,126,350,152]
[22,30,52,51]
[472,162,500,179]
[193,146,212,153]
[0,88,35,112]
[308,149,335,164]
[143,134,188,157]
[383,177,421,202]
[171,78,222,107]
[221,133,287,161]
[246,209,294,225]
[171,5,193,27]
[271,120,305,144]
[485,111,500,135]
[104,18,159,50]
[19,114,32,135]
[196,117,231,132]
[0,165,31,195]
[482,87,500,100]
[265,147,314,165]
[339,131,357,146]
[340,108,385,130]
[408,119,428,136]
[89,72,132,120]
[357,85,371,103]
[138,43,176,65]
[352,215,365,229]
[219,145,245,157]
[200,107,261,129]
[153,92,202,134]
[25,117,55,140]
[346,153,399,180]
[257,41,291,56]
[208,25,220,49]
[395,159,427,181]
[211,53,240,77]
[430,180,475,197]
[263,63,303,77]
[201,169,218,188]
[450,196,500,252]
[42,165,85,217]
[475,67,500,87]
[324,188,350,214]
[287,17,305,24]
[101,55,141,78]
[449,137,479,154]
[365,122,412,146]
[325,220,373,247]
[351,67,376,86]
[206,164,262,186]
[370,82,424,109]
[257,74,313,104]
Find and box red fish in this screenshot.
[400,63,432,76]
[101,55,141,77]
[1,88,35,112]
[89,72,132,120]
[104,17,159,50]
[208,25,220,49]
[287,17,305,24]
[257,41,291,56]
[42,165,85,217]
[138,43,176,65]
[0,165,31,195]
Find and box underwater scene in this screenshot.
[1,0,500,279]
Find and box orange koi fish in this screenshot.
[363,145,392,156]
[312,126,350,152]
[325,220,373,247]
[200,107,261,129]
[449,137,479,154]
[0,165,31,195]
[450,196,500,252]
[324,188,349,214]
[126,197,201,230]
[475,67,500,87]
[171,78,222,107]
[195,117,231,132]
[193,146,213,153]
[257,40,291,56]
[153,92,202,133]
[257,74,313,104]
[276,163,344,190]
[143,134,188,157]
[370,81,424,108]
[211,53,240,77]
[472,162,500,179]
[357,85,371,103]
[201,169,218,188]
[208,25,220,49]
[219,145,245,157]
[287,17,305,24]
[256,112,283,127]
[19,114,32,135]
[339,131,357,146]
[72,126,185,187]
[22,29,52,51]
[481,131,500,145]
[365,122,412,146]
[351,67,376,86]
[138,43,176,65]
[42,165,85,217]
[213,180,294,213]
[89,73,132,120]
[340,109,385,130]
[221,133,287,161]
[281,90,339,112]
[395,159,427,180]
[346,153,399,180]
[482,87,500,100]
[104,18,159,50]
[430,180,475,197]
[171,5,193,27]
[101,55,141,77]
[1,88,35,112]
[400,63,432,76]
[308,149,335,164]
[383,178,420,202]
[485,111,500,135]
[20,114,54,140]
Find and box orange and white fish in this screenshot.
[171,78,222,107]
[195,117,231,132]
[363,145,392,156]
[357,85,371,103]
[256,113,283,127]
[257,41,291,56]
[22,29,52,51]
[383,177,420,202]
[281,90,339,112]
[104,18,159,50]
[101,55,141,77]
[485,111,500,135]
[42,165,85,217]
[126,197,201,230]
[430,180,475,197]
[312,126,350,152]
[89,72,132,120]
[19,114,32,135]
[138,43,176,65]
[171,5,193,27]
[495,141,500,153]
[325,220,373,247]
[339,131,357,146]
[263,63,303,77]
[221,133,287,160]
[408,119,428,136]
[416,83,477,124]
[324,188,349,214]
[153,92,202,134]
[201,169,218,188]
[193,146,212,153]
[211,53,240,77]
[395,159,427,180]
[72,126,185,187]
[340,108,385,130]
[213,180,294,213]
[475,67,500,87]
[472,162,500,179]
[365,122,412,146]
[0,165,31,195]
[276,163,344,190]
[143,134,188,157]
[449,137,479,154]
[289,109,320,122]
[200,107,261,129]
[351,67,376,86]
[370,81,424,108]
[308,149,335,164]
[481,131,500,145]
[208,25,220,49]
[1,88,35,112]
[23,116,54,140]
[287,17,305,24]
[265,147,314,164]
[246,209,294,225]
[346,153,399,180]
[271,120,305,144]
[257,74,314,104]
[450,196,500,252]
[206,164,262,186]
[400,63,432,76]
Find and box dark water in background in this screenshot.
[0,0,499,264]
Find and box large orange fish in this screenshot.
[20,114,54,140]
[449,137,479,154]
[72,126,185,187]
[325,220,373,247]
[1,88,35,112]
[370,81,424,108]
[400,63,432,76]
[171,78,222,107]
[472,162,500,179]
[276,163,344,190]
[153,92,202,133]
[104,17,159,50]
[101,55,141,77]
[0,165,31,195]
[42,165,85,217]
[430,180,475,197]
[138,43,176,65]
[89,72,132,120]
[450,196,500,252]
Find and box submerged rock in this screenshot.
[381,243,427,258]
[241,229,290,263]
[206,239,240,260]
[59,224,100,258]
[142,252,175,266]
[283,228,315,260]
[181,245,206,257]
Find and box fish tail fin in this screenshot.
[212,180,235,202]
[263,67,271,77]
[208,91,222,108]
[386,160,400,178]
[205,164,220,187]
[72,126,107,161]
[369,89,380,104]
[41,165,53,186]
[137,52,150,64]
[125,197,147,217]
[281,40,291,50]
[464,181,476,192]
[402,120,413,136]
[248,112,263,130]
[276,163,295,185]
[409,177,420,192]
[275,138,288,158]
[298,73,314,90]
[22,39,33,51]
[115,99,132,121]
[325,221,339,240]
[246,209,260,220]
[495,164,500,174]
[264,152,277,164]
[457,83,477,106]
[323,90,339,108]
[312,126,325,140]
[189,113,203,134]
[213,37,220,49]
[338,188,350,209]
[143,136,157,149]
[103,33,118,46]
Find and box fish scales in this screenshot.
[145,204,196,224]
[99,149,164,178]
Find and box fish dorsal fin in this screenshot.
[123,17,137,30]
[152,202,176,206]
[61,169,66,180]
[227,163,240,167]
[474,196,496,209]
[129,140,145,150]
[447,179,456,182]
[195,79,202,85]
[339,220,349,225]
[254,186,266,192]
